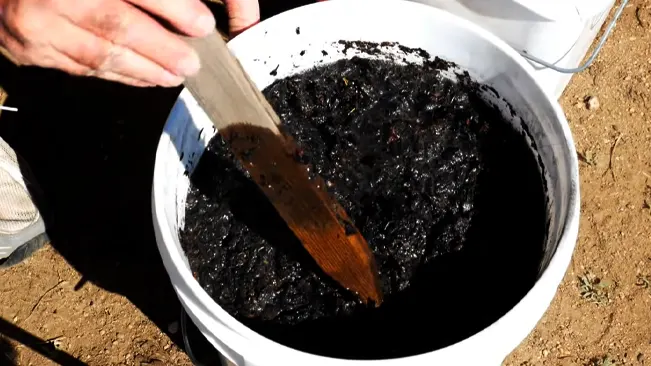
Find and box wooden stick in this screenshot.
[184,32,383,305]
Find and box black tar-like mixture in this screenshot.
[181,50,547,359]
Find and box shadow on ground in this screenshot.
[0,317,86,365]
[0,57,188,349]
[1,333,16,365]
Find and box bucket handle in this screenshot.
[518,0,628,74]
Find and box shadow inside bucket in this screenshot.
[231,133,546,358]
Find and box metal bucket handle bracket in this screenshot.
[519,0,628,74]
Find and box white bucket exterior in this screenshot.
[151,1,580,365]
[407,0,616,99]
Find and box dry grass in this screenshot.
[585,355,617,366]
[578,272,611,305]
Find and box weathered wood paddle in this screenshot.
[183,31,383,305]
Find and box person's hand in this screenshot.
[0,0,229,87]
[224,0,260,37]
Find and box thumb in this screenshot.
[223,0,260,36]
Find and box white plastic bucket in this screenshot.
[407,0,618,99]
[152,1,580,365]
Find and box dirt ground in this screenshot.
[1,0,651,365]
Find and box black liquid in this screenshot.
[180,55,547,359]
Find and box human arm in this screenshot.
[0,0,259,87]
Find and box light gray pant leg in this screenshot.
[0,137,46,266]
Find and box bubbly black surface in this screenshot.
[180,56,547,359]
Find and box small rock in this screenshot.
[586,96,600,110]
[638,352,644,362]
[164,344,171,351]
[52,339,63,350]
[543,349,550,357]
[100,330,106,336]
[168,321,179,334]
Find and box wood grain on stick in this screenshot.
[184,32,383,305]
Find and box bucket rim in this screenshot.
[152,0,581,364]
[512,0,616,20]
